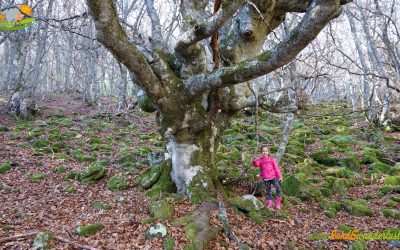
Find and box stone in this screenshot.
[76,163,107,184]
[139,168,161,189]
[343,199,373,216]
[148,223,167,238]
[32,232,54,250]
[281,174,322,202]
[228,195,263,212]
[149,200,174,220]
[106,174,129,191]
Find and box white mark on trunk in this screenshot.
[166,138,202,195]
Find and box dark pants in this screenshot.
[263,178,281,200]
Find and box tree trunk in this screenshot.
[156,97,233,203]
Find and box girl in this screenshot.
[252,146,283,209]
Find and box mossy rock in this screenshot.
[184,217,219,250]
[320,200,341,218]
[76,163,107,184]
[28,173,47,181]
[149,200,174,220]
[0,162,12,173]
[281,174,322,202]
[32,232,54,250]
[311,150,340,166]
[33,140,50,148]
[106,174,129,191]
[343,199,373,216]
[138,167,161,189]
[382,209,400,219]
[75,223,104,237]
[384,176,400,186]
[332,178,349,194]
[163,237,175,250]
[228,195,264,212]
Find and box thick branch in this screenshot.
[174,0,246,52]
[183,0,345,99]
[86,0,162,99]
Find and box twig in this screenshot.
[0,230,39,243]
[0,231,99,250]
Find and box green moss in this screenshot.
[338,224,355,233]
[351,240,367,250]
[339,156,361,171]
[382,209,400,219]
[0,125,9,132]
[28,173,47,181]
[32,232,54,250]
[91,202,112,210]
[140,217,157,225]
[65,186,76,193]
[140,96,157,113]
[384,176,400,186]
[76,154,96,162]
[146,160,176,198]
[163,237,175,250]
[373,162,393,174]
[106,174,129,191]
[385,199,398,208]
[281,174,322,202]
[320,200,341,218]
[311,150,340,166]
[53,167,66,174]
[0,162,12,173]
[76,163,107,185]
[172,215,195,227]
[248,210,263,224]
[332,178,349,194]
[343,199,373,216]
[257,51,271,62]
[75,223,104,237]
[138,168,161,189]
[33,140,49,148]
[149,200,174,220]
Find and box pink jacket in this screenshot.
[252,156,282,180]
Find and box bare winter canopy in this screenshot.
[86,0,352,201]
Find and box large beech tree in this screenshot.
[86,0,351,202]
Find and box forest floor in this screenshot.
[0,94,399,250]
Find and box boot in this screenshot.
[266,199,273,210]
[275,197,282,210]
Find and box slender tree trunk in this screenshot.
[117,63,128,111]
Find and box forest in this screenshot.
[0,0,399,249]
